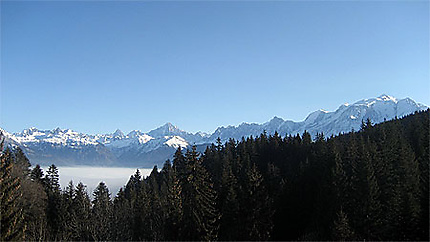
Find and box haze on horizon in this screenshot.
[1,1,429,134]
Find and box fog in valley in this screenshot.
[42,166,153,196]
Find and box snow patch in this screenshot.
[164,136,188,149]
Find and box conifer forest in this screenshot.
[1,110,429,241]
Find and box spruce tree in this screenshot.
[179,146,219,241]
[0,147,25,241]
[44,164,62,240]
[61,181,77,240]
[45,164,60,193]
[243,162,273,240]
[147,166,163,240]
[218,156,239,240]
[160,160,182,240]
[112,188,133,241]
[30,164,44,183]
[91,182,112,241]
[332,208,355,241]
[74,182,92,241]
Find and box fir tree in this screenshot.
[332,208,355,241]
[30,164,44,183]
[160,160,182,240]
[44,164,62,240]
[74,182,92,241]
[179,146,219,241]
[0,146,25,241]
[91,182,112,241]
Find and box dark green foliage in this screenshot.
[30,164,44,183]
[45,164,60,193]
[1,110,428,241]
[332,208,355,241]
[160,160,182,240]
[178,147,220,241]
[112,188,133,241]
[1,134,48,241]
[0,146,25,241]
[73,182,92,241]
[44,164,63,240]
[91,181,113,241]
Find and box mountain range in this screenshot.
[1,94,428,167]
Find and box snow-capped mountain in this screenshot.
[204,94,428,142]
[1,124,200,167]
[1,94,427,167]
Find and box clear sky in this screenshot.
[1,1,429,134]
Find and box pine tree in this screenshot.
[160,160,182,240]
[0,146,25,241]
[112,188,133,241]
[360,118,373,131]
[22,170,47,241]
[137,180,152,241]
[147,166,163,240]
[44,164,62,240]
[179,146,219,241]
[91,182,112,241]
[242,162,274,240]
[10,147,31,178]
[61,181,77,240]
[74,182,92,241]
[45,164,60,193]
[30,164,44,183]
[3,145,48,241]
[302,130,312,145]
[332,208,355,241]
[218,156,240,240]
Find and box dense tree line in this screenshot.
[1,110,429,241]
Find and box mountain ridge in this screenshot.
[1,94,428,167]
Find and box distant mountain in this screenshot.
[205,94,428,142]
[1,94,427,167]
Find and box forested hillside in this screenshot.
[1,110,429,241]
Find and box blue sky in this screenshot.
[1,1,429,134]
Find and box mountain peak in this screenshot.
[163,122,177,130]
[271,116,284,122]
[22,127,40,136]
[377,94,397,102]
[112,129,125,138]
[148,122,184,138]
[354,94,398,107]
[52,127,64,135]
[3,94,427,167]
[127,130,142,136]
[268,116,285,125]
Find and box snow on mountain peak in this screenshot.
[163,122,183,133]
[102,129,154,148]
[353,94,399,108]
[126,130,140,136]
[148,122,185,138]
[52,127,62,134]
[22,127,39,135]
[112,129,125,139]
[377,94,397,102]
[164,136,188,149]
[2,94,427,167]
[13,127,99,146]
[196,131,209,138]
